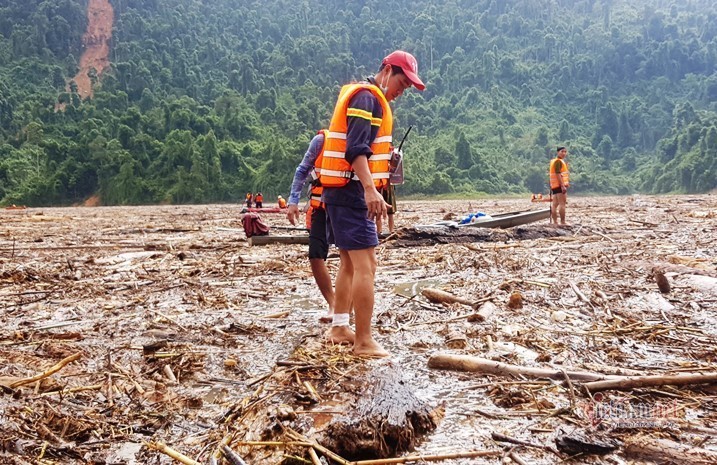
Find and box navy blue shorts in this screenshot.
[325,204,378,250]
[308,207,329,260]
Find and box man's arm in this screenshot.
[351,155,387,221]
[288,134,323,206]
[344,90,389,218]
[287,134,323,225]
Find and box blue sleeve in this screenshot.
[345,90,382,165]
[288,134,324,205]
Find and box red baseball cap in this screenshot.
[382,50,425,91]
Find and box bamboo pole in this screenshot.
[428,353,619,383]
[145,441,200,465]
[583,372,717,393]
[351,450,502,465]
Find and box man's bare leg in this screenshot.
[551,195,559,224]
[347,248,388,357]
[555,193,568,225]
[326,250,354,344]
[387,213,395,233]
[311,258,335,323]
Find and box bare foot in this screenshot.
[318,308,334,324]
[353,338,389,358]
[326,326,355,345]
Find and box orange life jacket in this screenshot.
[549,158,569,189]
[255,194,263,203]
[309,129,328,208]
[278,197,287,208]
[305,205,313,230]
[319,83,393,189]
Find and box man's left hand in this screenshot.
[286,204,300,225]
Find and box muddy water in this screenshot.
[1,197,717,464]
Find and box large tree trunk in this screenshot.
[321,367,445,460]
[225,340,443,463]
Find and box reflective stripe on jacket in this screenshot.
[549,158,569,189]
[309,129,328,208]
[319,84,393,188]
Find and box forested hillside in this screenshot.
[1,0,716,206]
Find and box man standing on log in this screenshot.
[549,146,570,226]
[320,50,425,357]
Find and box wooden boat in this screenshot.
[458,208,550,229]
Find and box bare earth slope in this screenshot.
[72,0,114,99]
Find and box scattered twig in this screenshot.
[6,352,82,389]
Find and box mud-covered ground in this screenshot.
[1,195,717,464]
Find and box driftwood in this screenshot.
[582,372,717,393]
[427,353,619,383]
[145,441,200,465]
[1,352,81,389]
[554,429,620,456]
[248,235,309,246]
[421,287,491,308]
[623,435,717,464]
[322,367,444,460]
[467,301,497,322]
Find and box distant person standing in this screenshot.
[549,146,570,225]
[245,192,253,209]
[286,130,336,323]
[321,50,425,358]
[254,192,263,208]
[376,184,397,234]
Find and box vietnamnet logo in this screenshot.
[580,393,682,429]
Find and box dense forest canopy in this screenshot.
[0,0,716,206]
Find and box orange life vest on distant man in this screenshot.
[549,158,569,189]
[309,129,329,209]
[255,193,263,203]
[319,83,393,189]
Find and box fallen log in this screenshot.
[248,235,309,246]
[322,367,445,460]
[623,435,717,464]
[582,372,717,393]
[427,353,620,383]
[227,340,443,463]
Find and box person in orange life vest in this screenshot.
[549,146,570,226]
[286,131,336,323]
[245,192,253,208]
[254,192,263,208]
[277,195,287,209]
[321,50,425,358]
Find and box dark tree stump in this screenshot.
[321,366,444,460]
